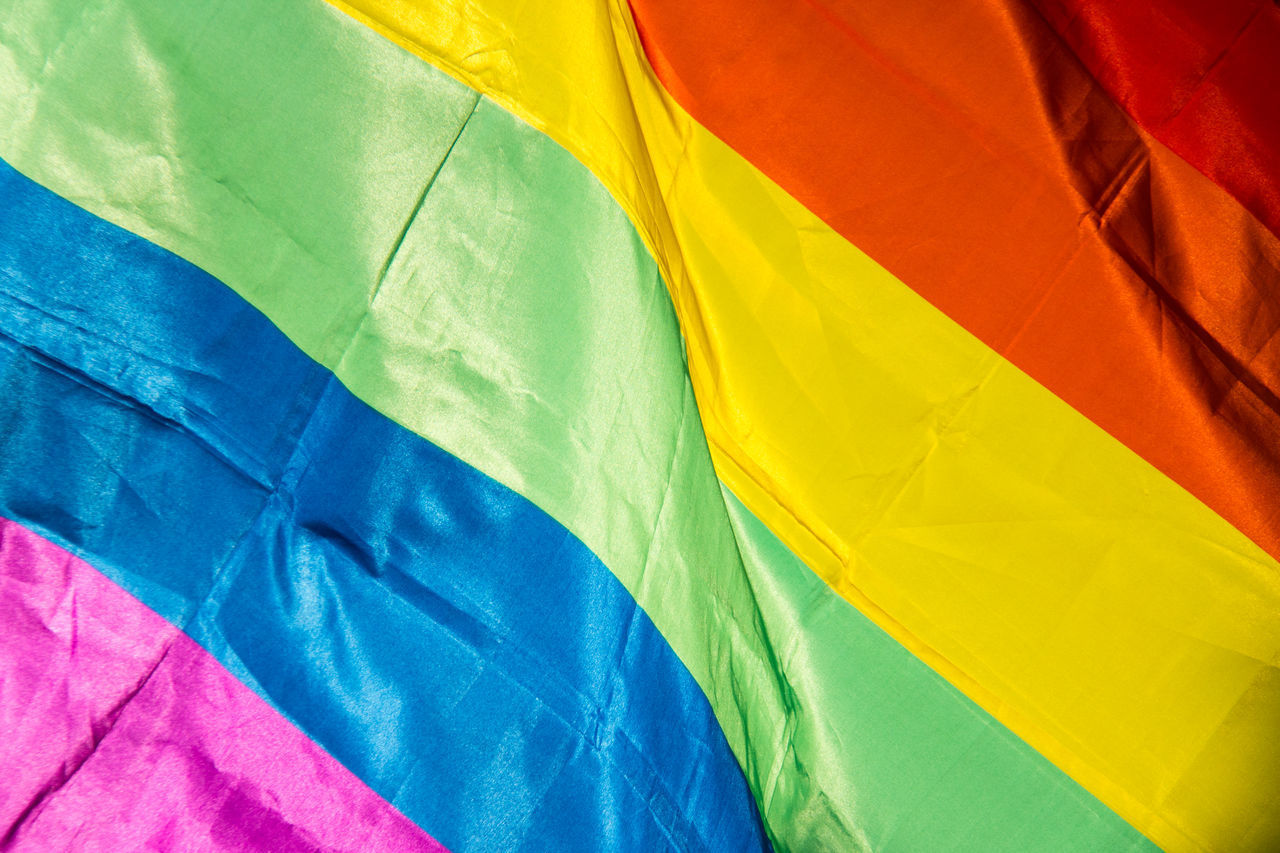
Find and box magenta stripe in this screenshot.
[0,516,446,852]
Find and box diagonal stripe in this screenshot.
[0,158,768,852]
[625,0,1280,566]
[317,1,1280,849]
[1028,0,1280,243]
[0,516,447,853]
[717,487,1157,853]
[0,2,1166,848]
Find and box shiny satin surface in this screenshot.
[0,16,1155,849]
[0,3,794,845]
[0,2,1169,851]
[717,488,1157,853]
[319,0,1280,849]
[0,160,769,851]
[623,1,1280,844]
[1031,0,1280,242]
[0,518,446,852]
[0,1,784,791]
[625,0,1280,564]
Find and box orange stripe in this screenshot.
[314,2,1280,845]
[628,0,1280,558]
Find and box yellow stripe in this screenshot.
[328,1,1280,849]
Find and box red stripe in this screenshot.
[0,516,446,852]
[627,0,1280,558]
[1029,0,1280,241]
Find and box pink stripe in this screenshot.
[0,517,446,852]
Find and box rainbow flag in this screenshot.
[1,0,1277,850]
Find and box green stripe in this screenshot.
[0,0,1155,848]
[721,489,1156,852]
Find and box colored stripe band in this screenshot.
[0,123,1154,852]
[0,5,1159,845]
[626,0,1280,566]
[1030,0,1280,243]
[317,1,1280,848]
[5,0,1263,848]
[0,517,447,852]
[0,158,768,852]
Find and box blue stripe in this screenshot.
[0,158,768,852]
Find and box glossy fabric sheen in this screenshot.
[717,488,1155,853]
[624,0,1280,563]
[320,0,1280,849]
[0,160,769,852]
[0,3,1163,851]
[1031,0,1280,242]
[0,4,769,796]
[0,518,446,852]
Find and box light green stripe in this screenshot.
[0,0,1155,848]
[721,488,1156,852]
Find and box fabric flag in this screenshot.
[0,0,1276,851]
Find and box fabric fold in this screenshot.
[314,0,1280,848]
[0,516,448,853]
[0,157,768,852]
